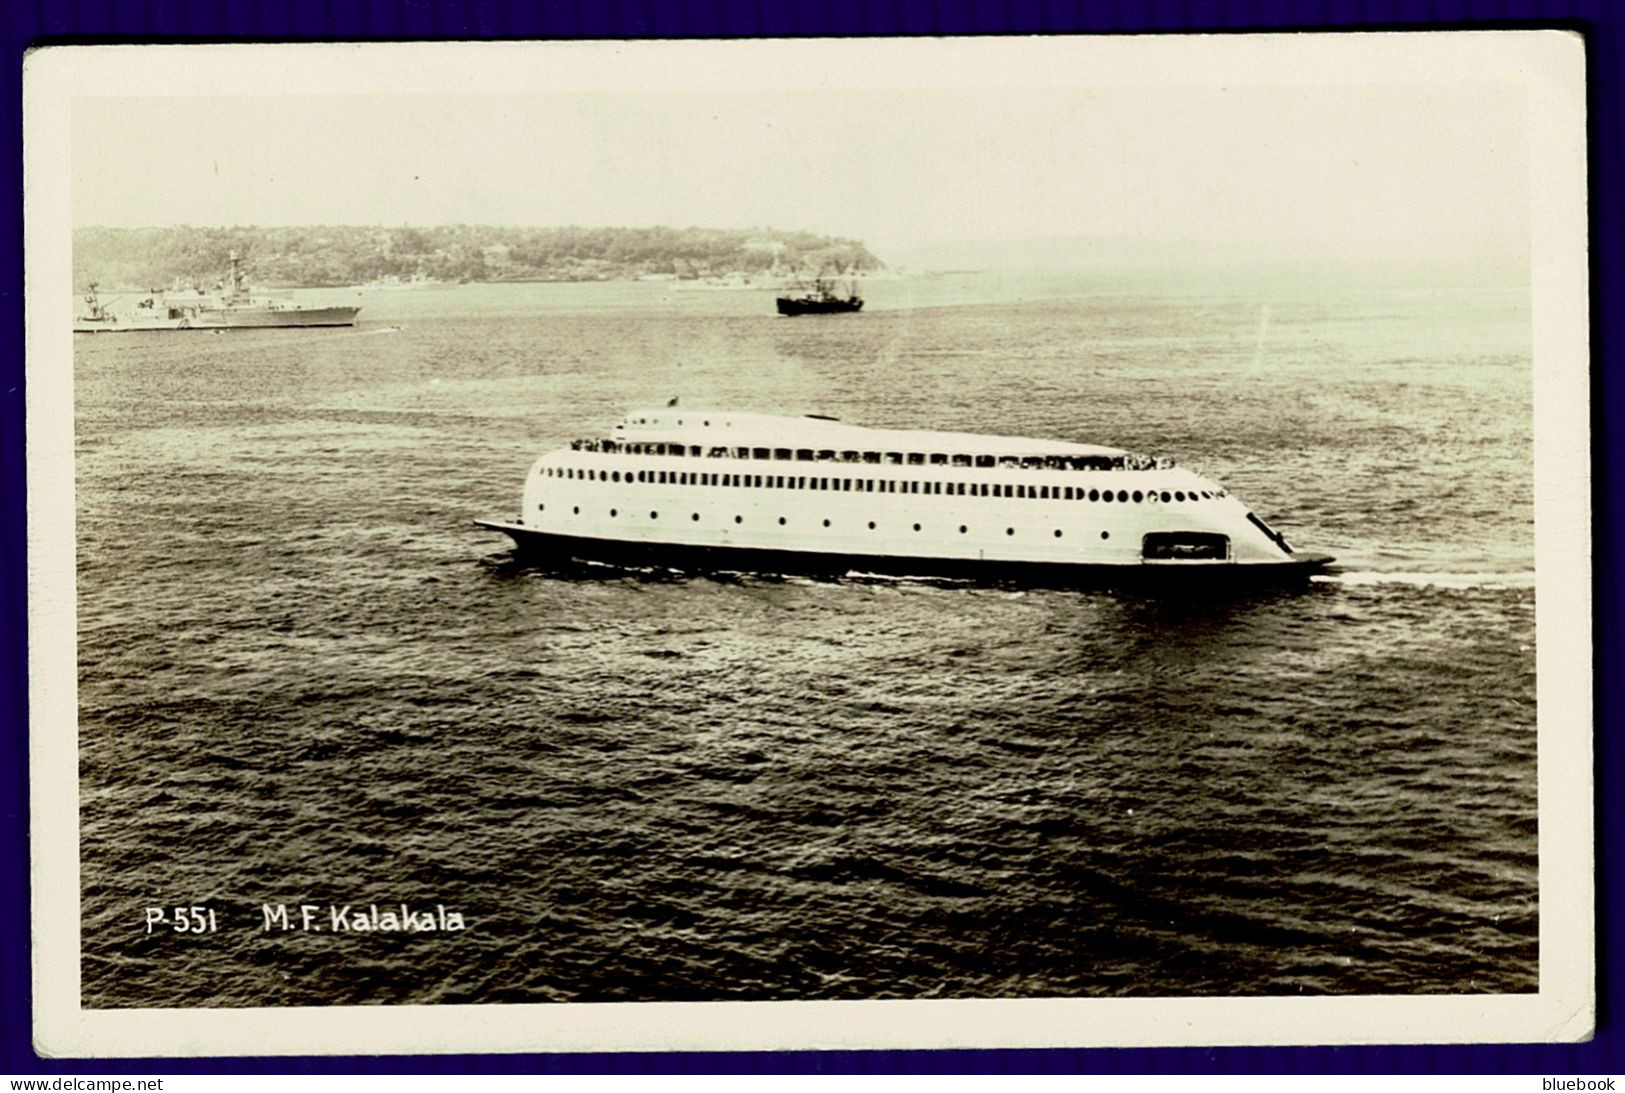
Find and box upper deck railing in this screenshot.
[568,437,1171,471]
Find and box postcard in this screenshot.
[25,33,1591,1056]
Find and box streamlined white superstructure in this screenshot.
[477,410,1333,584]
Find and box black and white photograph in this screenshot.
[24,35,1592,1055]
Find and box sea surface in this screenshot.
[74,267,1538,1006]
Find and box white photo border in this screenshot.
[25,34,1593,1057]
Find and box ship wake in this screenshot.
[1313,570,1536,591]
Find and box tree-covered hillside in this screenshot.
[72,224,884,290]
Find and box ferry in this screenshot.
[476,410,1334,586]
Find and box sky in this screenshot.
[68,57,1532,265]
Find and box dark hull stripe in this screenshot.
[192,309,360,328]
[76,312,359,331]
[475,520,1334,589]
[73,325,182,333]
[776,300,864,315]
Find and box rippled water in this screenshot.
[75,268,1536,1006]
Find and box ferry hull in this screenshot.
[475,520,1334,589]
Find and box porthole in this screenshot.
[958,525,967,534]
[868,521,876,530]
[1117,490,1128,502]
[691,513,700,521]
[572,506,579,515]
[912,523,921,532]
[1006,527,1014,536]
[1054,529,1062,538]
[1089,489,1100,501]
[1132,491,1143,503]
[650,511,658,520]
[778,517,787,526]
[612,471,620,483]
[1175,491,1185,501]
[734,515,743,524]
[538,503,545,511]
[610,509,618,517]
[1161,491,1171,502]
[704,420,710,426]
[1102,492,1114,503]
[822,519,831,527]
[1101,531,1110,540]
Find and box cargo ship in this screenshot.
[776,276,863,316]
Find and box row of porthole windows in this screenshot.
[543,465,1217,503]
[542,503,1112,540]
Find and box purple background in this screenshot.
[2,0,1618,1076]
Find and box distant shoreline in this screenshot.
[72,223,887,296]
